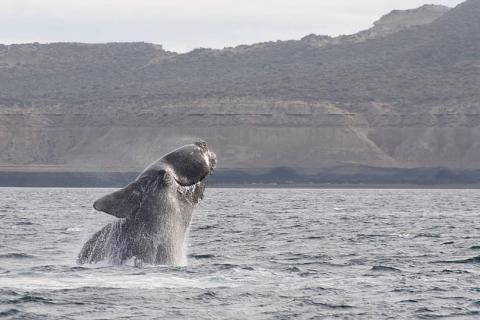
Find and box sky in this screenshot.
[1,0,464,52]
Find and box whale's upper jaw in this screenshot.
[179,147,216,186]
[208,150,217,172]
[193,140,215,171]
[194,140,208,149]
[194,140,217,171]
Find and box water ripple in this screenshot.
[1,188,479,319]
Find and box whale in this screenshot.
[77,141,217,266]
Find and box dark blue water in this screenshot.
[1,188,479,319]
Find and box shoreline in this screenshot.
[2,184,480,189]
[209,183,480,189]
[2,170,480,189]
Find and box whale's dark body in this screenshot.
[77,141,216,265]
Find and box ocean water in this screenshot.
[0,187,479,319]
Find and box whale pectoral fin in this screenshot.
[93,182,143,218]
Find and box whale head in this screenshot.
[160,140,217,186]
[93,141,216,218]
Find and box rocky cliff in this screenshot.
[0,0,479,174]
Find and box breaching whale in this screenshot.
[77,141,217,266]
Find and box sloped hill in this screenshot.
[0,0,479,174]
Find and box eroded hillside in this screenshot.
[0,0,479,173]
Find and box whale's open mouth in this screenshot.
[175,166,210,204]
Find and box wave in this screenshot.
[414,233,441,238]
[299,299,354,309]
[0,253,35,259]
[433,255,480,264]
[0,309,20,317]
[370,265,402,272]
[195,225,217,230]
[15,221,34,226]
[188,254,216,259]
[6,295,54,305]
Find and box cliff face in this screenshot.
[0,1,479,172]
